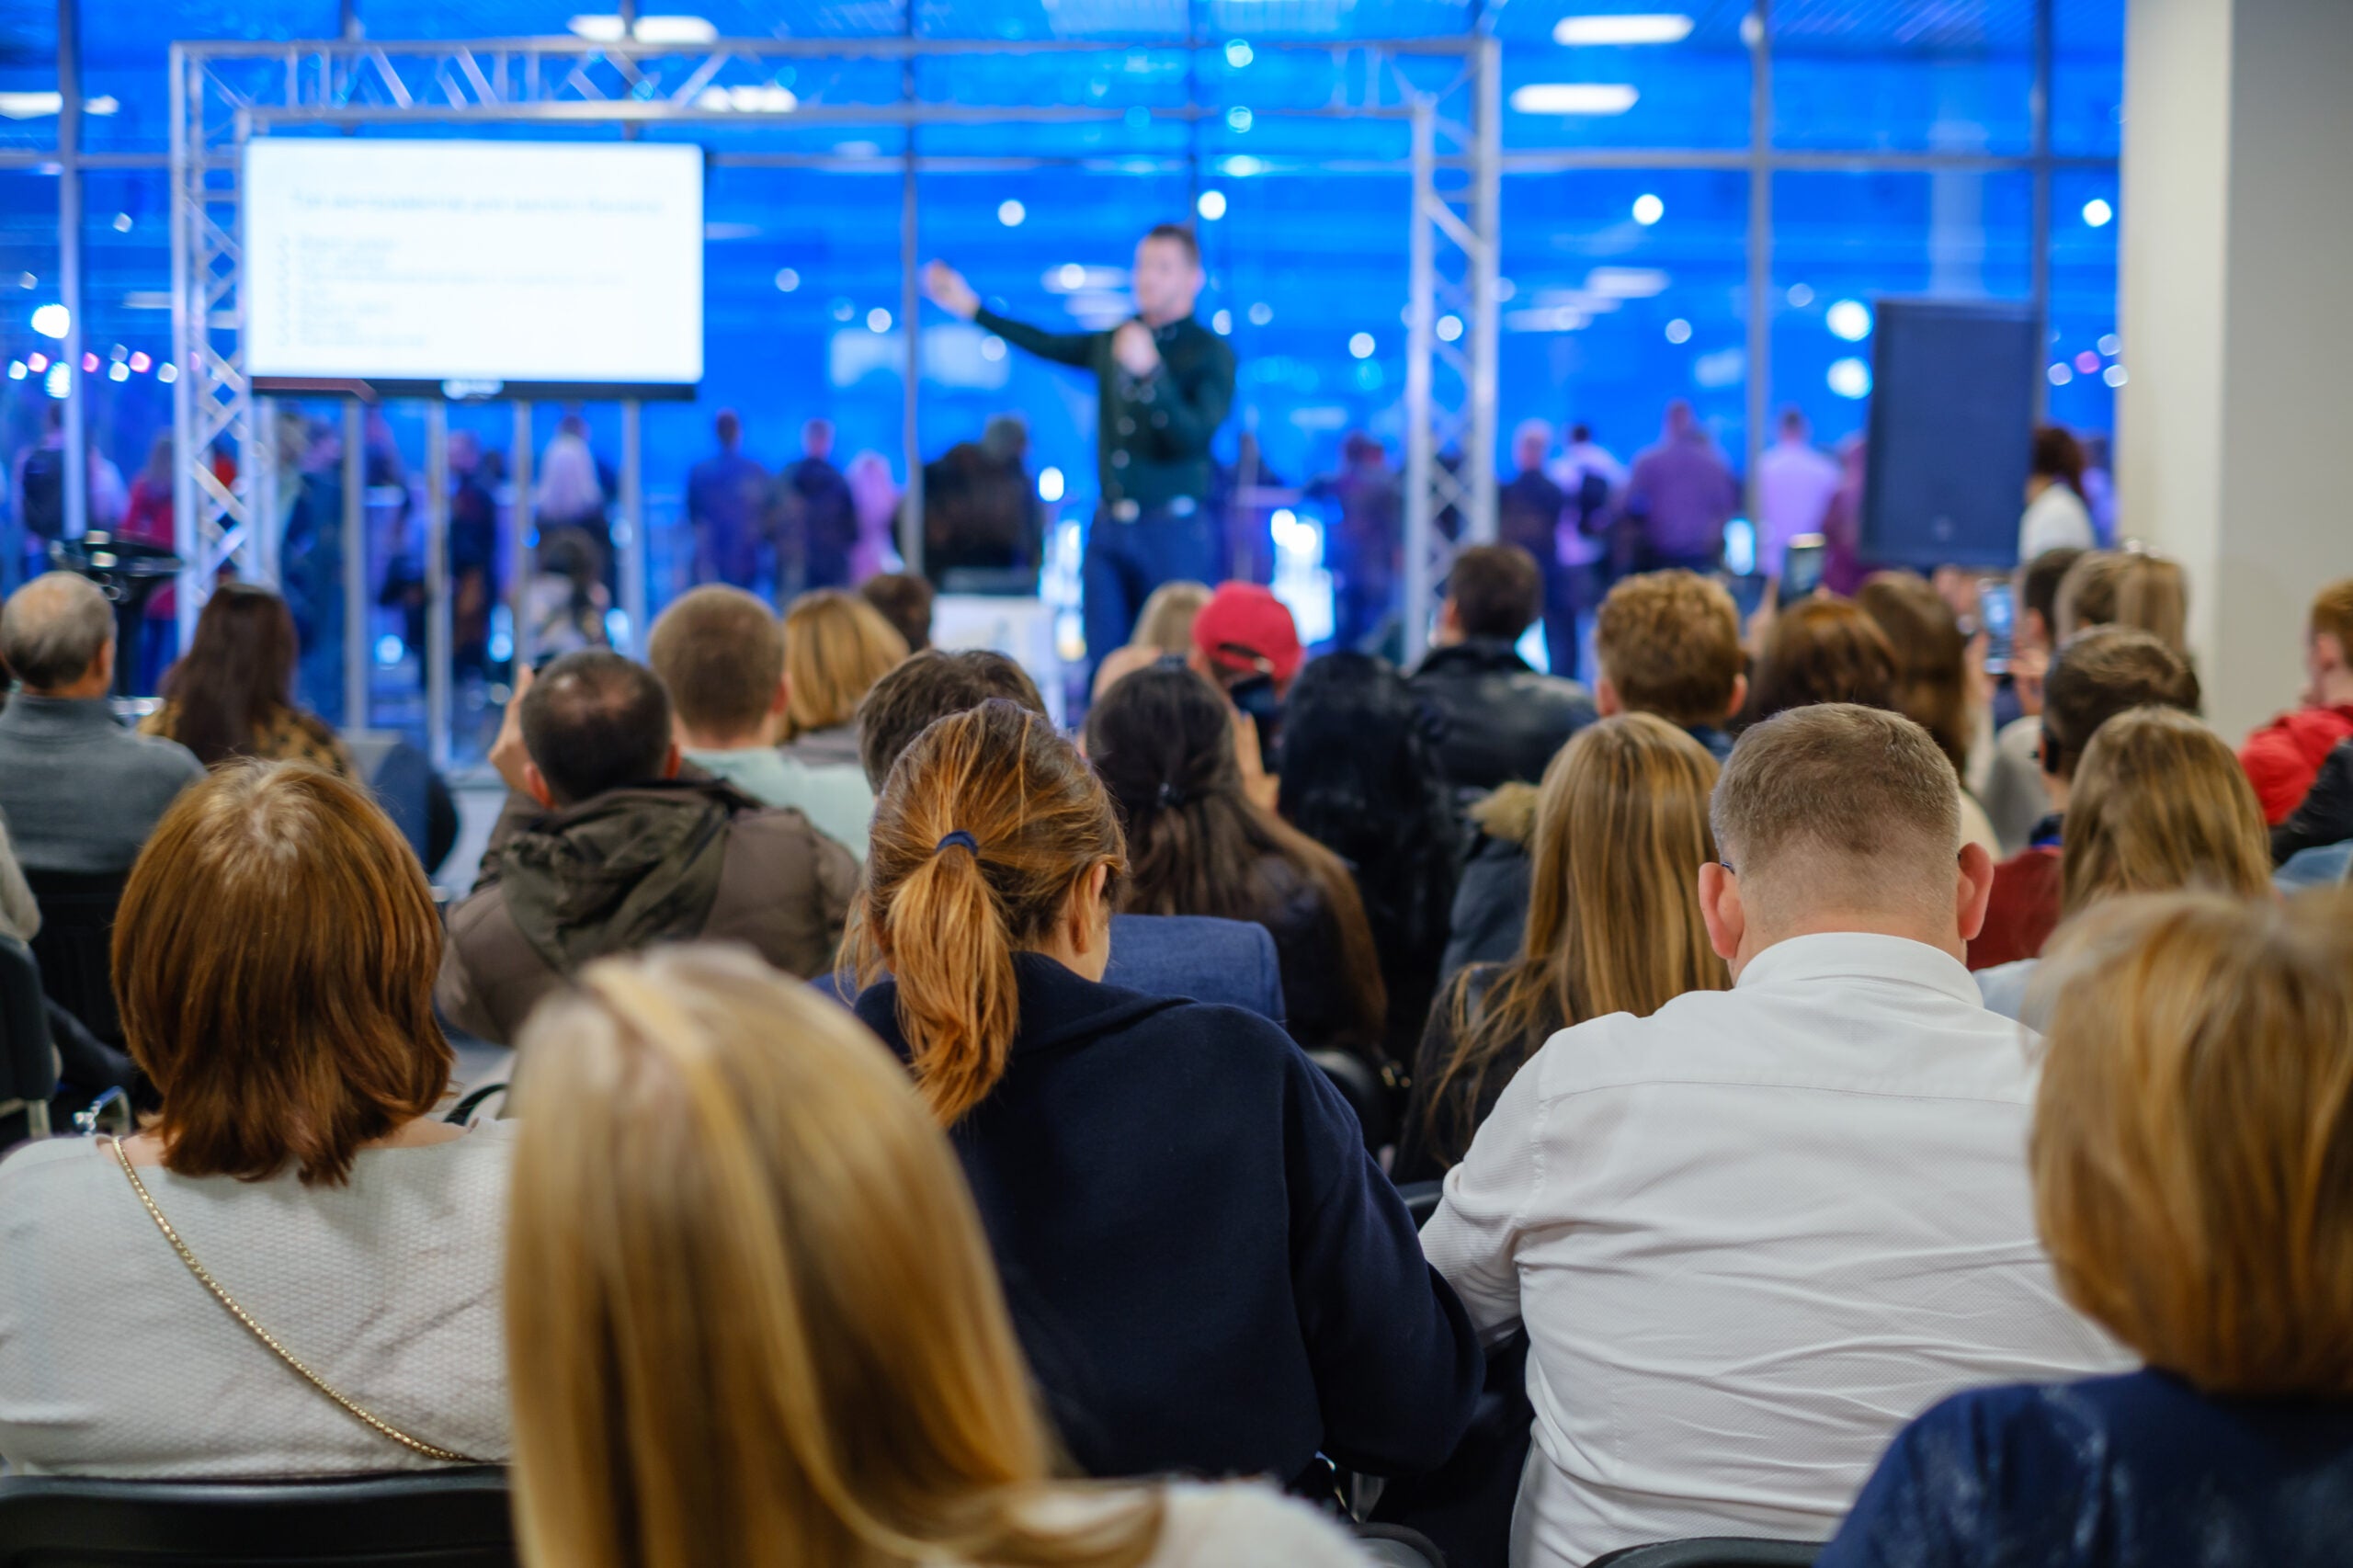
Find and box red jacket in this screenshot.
[1968,845,2063,971]
[2239,704,2353,824]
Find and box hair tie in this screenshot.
[1156,781,1188,809]
[935,830,979,857]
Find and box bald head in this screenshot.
[1,572,115,695]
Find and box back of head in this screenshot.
[1191,580,1304,691]
[648,586,784,746]
[852,701,1124,1124]
[2018,547,2086,639]
[2054,549,2188,653]
[1593,570,1744,729]
[2060,707,2268,919]
[1130,579,1212,655]
[1712,703,1961,932]
[858,572,936,654]
[160,583,302,767]
[2313,578,2353,657]
[802,417,833,458]
[0,571,113,693]
[2030,424,2086,492]
[115,762,449,1185]
[1447,544,1543,642]
[1512,418,1552,471]
[783,589,910,738]
[1855,571,1972,776]
[1777,405,1808,439]
[712,408,741,448]
[506,946,1157,1568]
[2031,888,2353,1394]
[856,649,1046,790]
[1745,595,1899,725]
[2040,625,2200,780]
[519,651,674,807]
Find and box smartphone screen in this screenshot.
[1720,571,1769,623]
[1979,578,2015,676]
[1779,535,1827,604]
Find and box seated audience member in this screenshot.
[2273,736,2353,867]
[0,763,513,1476]
[846,699,1480,1484]
[1591,570,1745,761]
[1983,548,2088,850]
[847,649,1286,1019]
[1279,653,1460,1069]
[1970,627,2200,970]
[2238,577,2353,825]
[1402,714,1724,1184]
[1086,665,1386,1063]
[505,948,1370,1568]
[0,814,35,944]
[858,569,936,653]
[1857,570,2002,858]
[647,585,871,858]
[1188,580,1302,789]
[1740,594,1900,726]
[1979,708,2269,1024]
[438,652,855,1046]
[778,587,909,776]
[1409,543,1597,796]
[1092,579,1215,702]
[2055,547,2192,655]
[1824,890,2353,1568]
[0,572,203,872]
[140,583,352,775]
[1422,704,2131,1565]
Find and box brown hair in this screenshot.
[156,583,301,768]
[508,948,1163,1568]
[859,572,937,653]
[2029,424,2086,493]
[2310,578,2353,656]
[647,585,784,743]
[1447,544,1543,641]
[1412,715,1727,1170]
[1142,222,1200,265]
[855,649,1047,791]
[1856,571,1972,778]
[2031,890,2353,1395]
[2017,547,2086,642]
[783,589,910,739]
[1711,703,1961,927]
[846,701,1125,1124]
[2059,707,2270,920]
[1743,595,1899,726]
[1593,570,1744,729]
[2039,625,2200,781]
[114,762,450,1185]
[2055,549,2189,651]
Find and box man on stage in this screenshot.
[924,222,1235,671]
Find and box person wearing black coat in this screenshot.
[2273,737,2353,866]
[1411,544,1597,802]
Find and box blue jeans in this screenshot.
[1083,502,1220,674]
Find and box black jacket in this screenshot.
[1410,639,1597,797]
[853,954,1482,1484]
[2275,737,2353,865]
[1439,782,1540,991]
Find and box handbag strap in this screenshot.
[108,1135,486,1465]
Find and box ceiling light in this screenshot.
[1510,84,1640,116]
[569,14,716,44]
[1552,13,1694,45]
[998,199,1026,226]
[1828,358,1872,399]
[2082,198,2114,227]
[1825,299,1872,341]
[30,303,68,339]
[1631,193,1664,225]
[1197,189,1228,221]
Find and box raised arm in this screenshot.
[924,258,1097,369]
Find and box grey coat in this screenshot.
[0,698,204,873]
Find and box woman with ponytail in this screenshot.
[844,699,1481,1489]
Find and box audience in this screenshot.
[844,699,1482,1483]
[504,947,1370,1568]
[1856,570,2002,857]
[1187,581,1304,784]
[1086,664,1386,1062]
[1977,707,2269,1025]
[2055,547,2191,654]
[0,762,512,1476]
[1401,713,1724,1185]
[1591,570,1745,761]
[779,587,909,774]
[1409,543,1597,797]
[1983,547,2090,849]
[138,584,352,775]
[1739,594,1899,726]
[2272,736,2353,869]
[1970,627,2200,970]
[438,652,855,1046]
[1422,704,2129,1564]
[1279,653,1461,1070]
[1823,890,2353,1568]
[1093,578,1217,702]
[0,572,203,873]
[646,585,870,859]
[858,569,936,653]
[2238,576,2353,824]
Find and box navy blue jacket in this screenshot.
[854,954,1481,1484]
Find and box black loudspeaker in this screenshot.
[1861,299,2040,570]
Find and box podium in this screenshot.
[47,535,186,699]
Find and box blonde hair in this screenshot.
[2031,890,2353,1395]
[2059,706,2270,920]
[1131,580,1212,655]
[1413,715,1727,1169]
[2055,549,2189,652]
[783,589,910,738]
[506,947,1163,1568]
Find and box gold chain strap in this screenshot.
[108,1136,485,1465]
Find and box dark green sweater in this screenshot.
[974,307,1236,510]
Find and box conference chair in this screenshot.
[1395,1178,1444,1227]
[1307,1047,1396,1151]
[24,867,131,1044]
[0,1468,515,1568]
[1586,1539,1822,1568]
[0,936,56,1149]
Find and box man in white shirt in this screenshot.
[1753,406,1843,579]
[1419,703,2129,1567]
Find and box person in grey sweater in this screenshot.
[0,573,202,873]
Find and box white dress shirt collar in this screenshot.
[1733,929,1980,1007]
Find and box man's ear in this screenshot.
[1724,671,1749,722]
[1955,840,1996,943]
[92,638,117,689]
[523,763,556,812]
[769,673,792,718]
[1698,860,1745,965]
[1595,674,1622,718]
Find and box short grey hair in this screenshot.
[1711,702,1961,926]
[2,572,115,692]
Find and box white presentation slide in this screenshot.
[244,138,704,387]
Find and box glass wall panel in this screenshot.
[1771,2,2034,154]
[2052,0,2125,157]
[1497,7,1750,152]
[1,169,62,590]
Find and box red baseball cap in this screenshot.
[1190,581,1303,687]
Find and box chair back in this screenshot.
[1306,1048,1395,1151]
[1586,1539,1822,1568]
[0,936,56,1147]
[24,867,131,1044]
[1394,1178,1444,1227]
[0,1468,515,1568]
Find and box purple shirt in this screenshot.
[1624,434,1737,560]
[1755,437,1843,577]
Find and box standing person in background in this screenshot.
[10,406,126,585]
[1547,420,1624,675]
[1621,400,1735,574]
[445,430,501,681]
[2020,425,2097,561]
[1498,421,1574,676]
[1754,406,1842,581]
[118,431,181,693]
[684,409,769,592]
[1817,433,1870,594]
[1311,432,1405,653]
[843,449,902,583]
[924,223,1235,676]
[536,419,610,588]
[775,418,858,597]
[916,419,1041,592]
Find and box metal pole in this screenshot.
[425,402,451,768]
[341,398,368,733]
[508,402,534,668]
[253,394,279,584]
[1402,102,1436,663]
[620,399,646,651]
[1466,33,1501,548]
[168,44,199,646]
[898,53,924,576]
[2029,0,2053,422]
[1745,0,1773,517]
[57,0,88,540]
